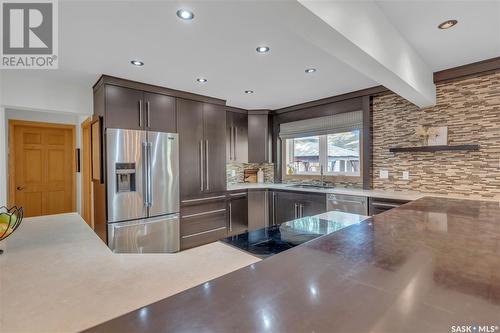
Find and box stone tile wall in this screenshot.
[372,70,500,198]
[226,162,275,184]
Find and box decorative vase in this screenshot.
[0,206,24,254]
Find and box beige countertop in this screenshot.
[0,213,259,333]
[227,183,500,202]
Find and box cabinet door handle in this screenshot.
[294,203,298,219]
[205,140,209,191]
[299,204,304,218]
[138,100,143,128]
[234,126,238,161]
[230,126,234,160]
[146,101,151,128]
[199,140,204,191]
[228,202,232,232]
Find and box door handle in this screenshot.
[299,204,304,218]
[142,142,148,206]
[294,203,298,219]
[199,140,204,191]
[146,101,151,128]
[16,186,25,191]
[147,142,152,207]
[205,140,209,191]
[139,100,143,128]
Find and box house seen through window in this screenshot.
[286,130,360,176]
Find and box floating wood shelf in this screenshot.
[389,145,480,153]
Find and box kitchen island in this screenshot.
[0,213,259,332]
[85,197,500,332]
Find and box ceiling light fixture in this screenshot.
[177,9,194,20]
[305,68,316,73]
[130,60,144,66]
[256,46,270,54]
[196,78,207,83]
[438,19,458,30]
[245,90,254,94]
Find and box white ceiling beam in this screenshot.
[294,0,436,108]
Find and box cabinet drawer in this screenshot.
[181,197,226,215]
[180,226,227,250]
[181,209,227,237]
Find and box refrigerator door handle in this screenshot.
[147,142,153,207]
[205,140,209,191]
[142,142,148,206]
[199,140,204,191]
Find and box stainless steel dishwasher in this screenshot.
[327,194,368,215]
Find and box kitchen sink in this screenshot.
[289,184,335,189]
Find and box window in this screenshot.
[327,130,360,174]
[288,136,320,174]
[285,130,361,176]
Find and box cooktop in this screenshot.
[221,212,366,258]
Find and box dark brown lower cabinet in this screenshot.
[271,191,326,225]
[180,196,227,250]
[227,192,248,236]
[369,197,410,215]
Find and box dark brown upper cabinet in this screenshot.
[104,85,176,133]
[105,85,144,130]
[248,112,272,163]
[143,92,176,133]
[178,99,226,200]
[226,111,248,163]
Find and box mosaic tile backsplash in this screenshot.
[372,70,500,198]
[227,162,275,184]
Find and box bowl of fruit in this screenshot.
[0,206,23,254]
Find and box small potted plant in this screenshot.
[0,206,24,254]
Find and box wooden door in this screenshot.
[105,85,144,130]
[144,92,176,133]
[81,118,93,227]
[203,103,226,193]
[9,121,75,217]
[177,98,204,200]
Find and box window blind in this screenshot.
[279,111,363,139]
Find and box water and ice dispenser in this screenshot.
[115,163,136,192]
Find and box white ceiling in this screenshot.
[8,0,500,110]
[376,0,500,71]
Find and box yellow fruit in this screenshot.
[0,213,16,228]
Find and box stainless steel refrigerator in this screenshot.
[106,128,180,253]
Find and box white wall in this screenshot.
[2,71,92,115]
[1,72,92,213]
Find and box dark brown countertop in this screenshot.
[84,197,500,333]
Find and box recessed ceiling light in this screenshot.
[305,68,317,73]
[177,9,194,20]
[245,90,254,94]
[438,19,458,30]
[196,78,207,83]
[130,60,144,66]
[256,46,270,54]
